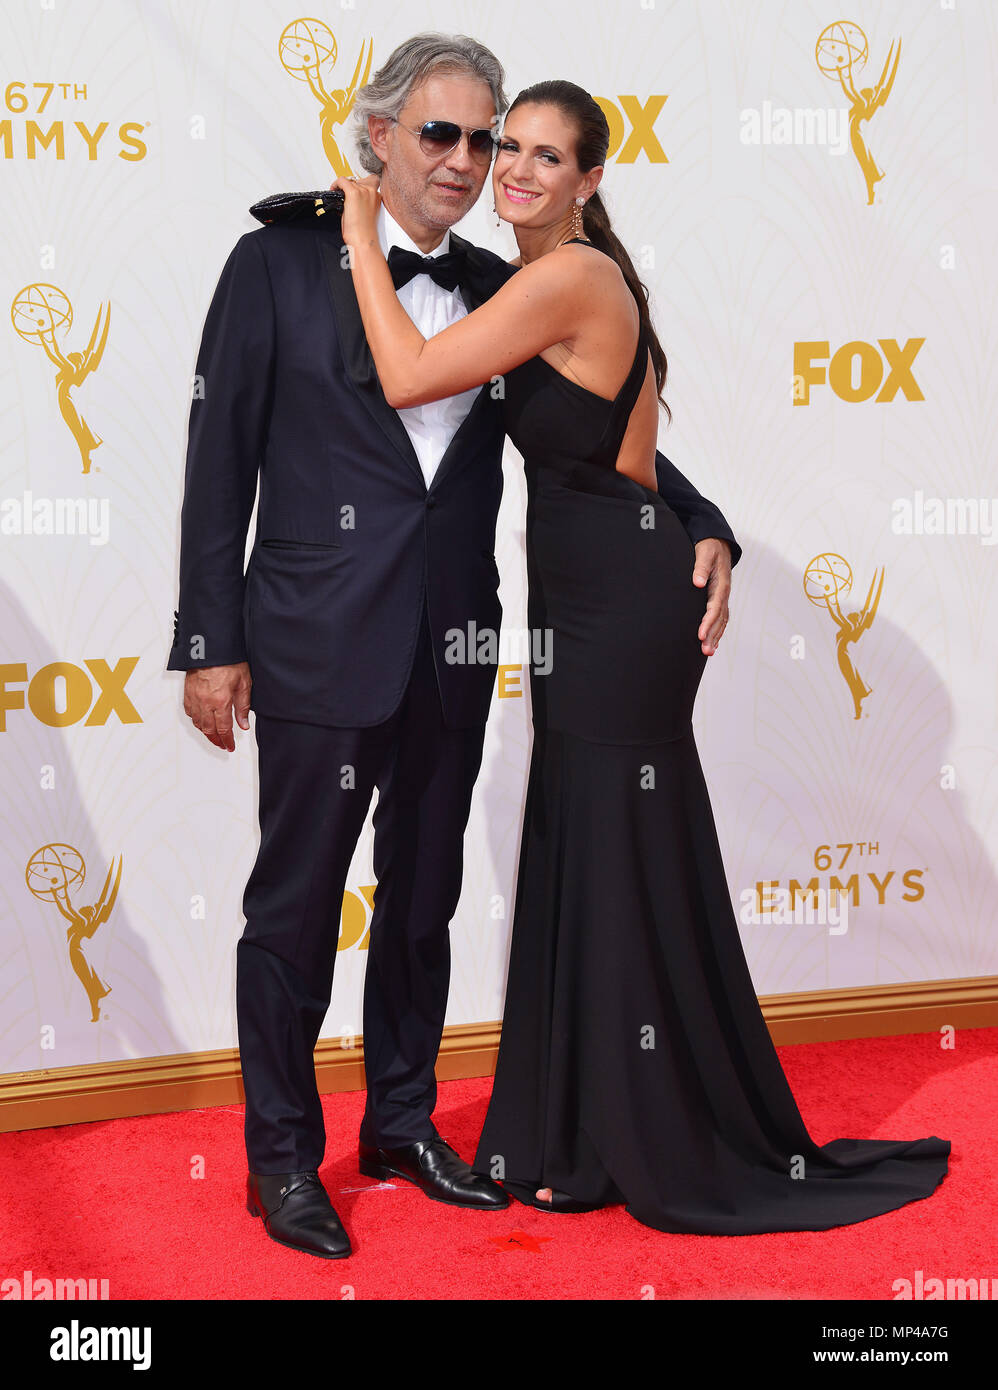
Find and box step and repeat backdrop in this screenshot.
[1,1,996,1079]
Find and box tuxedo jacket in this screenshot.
[167,205,742,729]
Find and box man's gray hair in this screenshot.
[351,32,508,175]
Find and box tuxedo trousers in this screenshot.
[236,597,488,1172]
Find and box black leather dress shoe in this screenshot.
[246,1170,351,1258]
[358,1137,509,1209]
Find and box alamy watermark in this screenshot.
[0,492,110,546]
[444,623,553,675]
[739,103,850,155]
[1,1269,109,1299]
[891,491,998,544]
[739,885,850,935]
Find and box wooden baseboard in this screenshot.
[1,975,995,1133]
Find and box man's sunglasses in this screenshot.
[391,118,498,163]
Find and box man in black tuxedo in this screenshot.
[168,33,741,1260]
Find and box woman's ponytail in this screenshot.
[581,188,671,425]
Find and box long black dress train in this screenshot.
[471,243,950,1233]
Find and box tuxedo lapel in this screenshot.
[427,386,498,495]
[425,229,508,494]
[319,230,424,485]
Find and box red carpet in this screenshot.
[2,1027,993,1301]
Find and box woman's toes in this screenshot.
[536,1187,553,1203]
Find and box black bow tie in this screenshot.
[388,245,467,292]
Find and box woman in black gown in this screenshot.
[333,81,950,1233]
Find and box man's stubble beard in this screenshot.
[381,163,484,234]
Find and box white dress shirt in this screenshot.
[376,203,481,489]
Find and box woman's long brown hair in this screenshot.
[506,79,672,423]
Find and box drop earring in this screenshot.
[571,196,585,239]
[492,199,501,228]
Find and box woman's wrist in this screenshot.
[350,234,383,261]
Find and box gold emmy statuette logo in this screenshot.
[11,283,110,474]
[279,19,373,177]
[26,843,122,1022]
[816,21,900,205]
[804,553,884,720]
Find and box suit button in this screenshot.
[426,497,437,509]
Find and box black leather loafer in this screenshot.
[246,1170,351,1258]
[358,1137,509,1209]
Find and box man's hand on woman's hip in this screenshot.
[693,539,732,656]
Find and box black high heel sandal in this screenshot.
[503,1180,600,1214]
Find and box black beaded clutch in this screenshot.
[248,189,345,225]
